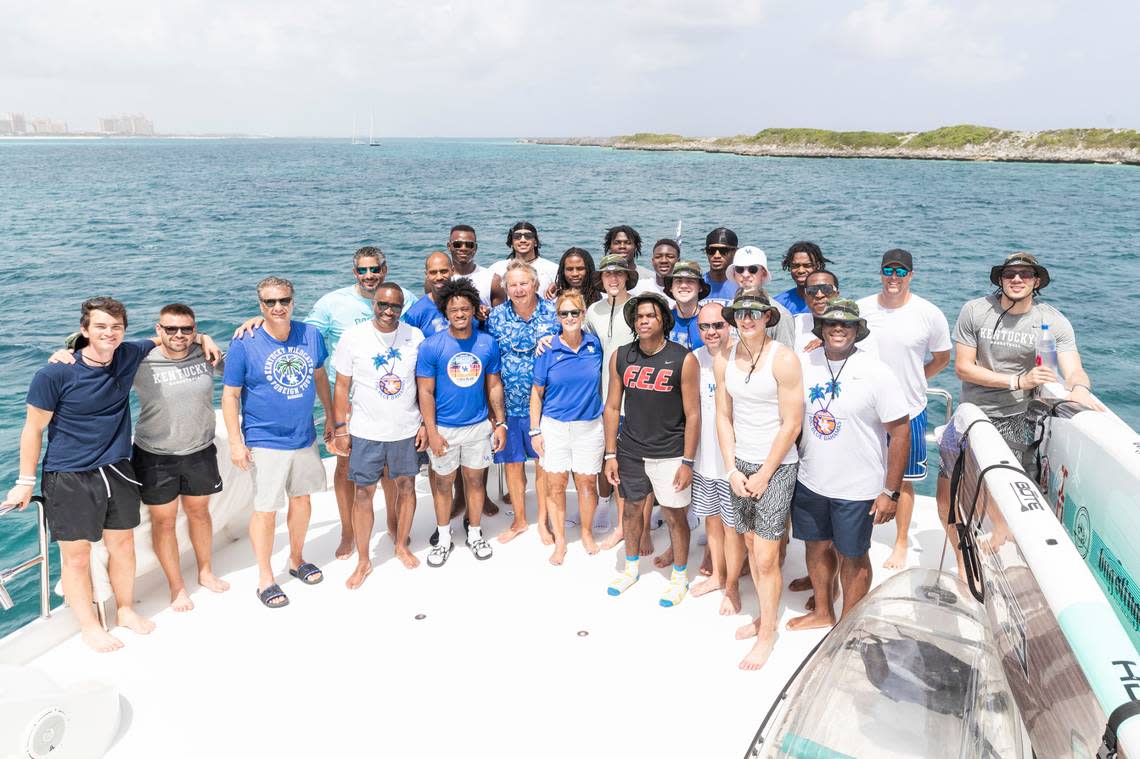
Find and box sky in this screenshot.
[2,0,1138,137]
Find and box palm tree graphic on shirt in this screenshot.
[273,355,309,387]
[373,347,402,373]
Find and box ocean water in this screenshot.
[1,138,1137,637]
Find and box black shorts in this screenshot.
[41,460,143,542]
[132,444,223,506]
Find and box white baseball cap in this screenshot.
[731,245,769,283]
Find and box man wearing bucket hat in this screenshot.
[729,246,795,347]
[585,254,640,545]
[604,291,701,607]
[664,261,711,349]
[937,253,1100,574]
[787,297,910,631]
[856,249,951,571]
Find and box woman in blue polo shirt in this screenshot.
[530,290,604,563]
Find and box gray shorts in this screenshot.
[250,443,327,513]
[348,435,419,483]
[732,460,798,540]
[938,413,1027,480]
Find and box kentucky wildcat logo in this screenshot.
[264,347,315,398]
[447,351,483,388]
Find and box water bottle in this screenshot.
[1035,324,1062,379]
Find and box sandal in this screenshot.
[289,562,323,585]
[257,584,289,608]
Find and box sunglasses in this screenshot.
[821,319,855,329]
[705,246,734,256]
[450,240,476,249]
[512,231,536,240]
[159,325,195,335]
[697,321,727,332]
[734,265,760,275]
[881,266,910,278]
[260,297,293,307]
[805,284,837,297]
[736,308,769,321]
[1001,269,1036,280]
[356,266,384,275]
[557,309,582,318]
[375,301,403,313]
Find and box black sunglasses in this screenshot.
[375,301,404,313]
[805,284,837,297]
[557,309,582,318]
[512,231,536,240]
[159,325,195,335]
[697,321,727,331]
[821,319,855,329]
[705,246,735,256]
[260,297,293,307]
[450,240,476,249]
[734,265,760,275]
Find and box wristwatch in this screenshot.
[680,458,695,468]
[528,428,542,437]
[494,421,507,429]
[881,488,901,502]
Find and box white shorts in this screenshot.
[428,420,493,476]
[250,443,327,513]
[539,416,604,475]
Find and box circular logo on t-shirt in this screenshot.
[447,351,483,388]
[810,409,841,441]
[264,347,315,398]
[378,372,404,398]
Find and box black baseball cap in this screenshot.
[705,228,738,249]
[880,248,914,270]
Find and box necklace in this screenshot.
[740,333,769,384]
[821,349,853,410]
[80,350,113,367]
[373,322,398,350]
[640,337,667,357]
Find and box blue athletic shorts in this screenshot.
[492,416,539,465]
[898,408,928,481]
[348,435,420,483]
[790,481,874,559]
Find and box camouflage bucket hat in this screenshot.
[593,253,639,291]
[989,252,1050,290]
[664,260,711,302]
[723,287,780,328]
[622,291,674,334]
[811,297,870,342]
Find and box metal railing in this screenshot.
[0,496,52,619]
[926,388,954,442]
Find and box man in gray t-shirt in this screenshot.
[130,304,231,611]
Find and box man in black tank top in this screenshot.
[603,292,700,607]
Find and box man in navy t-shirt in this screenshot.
[403,251,484,338]
[222,276,333,609]
[4,297,217,652]
[416,278,507,568]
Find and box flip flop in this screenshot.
[256,584,289,608]
[289,562,323,585]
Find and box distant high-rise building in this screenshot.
[1,112,28,135]
[98,113,154,136]
[28,117,68,135]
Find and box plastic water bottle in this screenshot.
[1035,324,1062,378]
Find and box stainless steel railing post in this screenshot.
[0,496,53,620]
[925,388,955,442]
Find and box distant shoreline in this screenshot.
[0,134,267,141]
[521,126,1140,166]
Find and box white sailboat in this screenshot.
[368,111,380,147]
[351,112,359,145]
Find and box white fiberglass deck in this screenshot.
[18,466,950,759]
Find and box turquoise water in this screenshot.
[1,138,1137,636]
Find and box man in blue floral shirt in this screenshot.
[486,260,561,544]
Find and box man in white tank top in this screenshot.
[715,289,804,670]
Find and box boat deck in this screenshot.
[20,467,951,758]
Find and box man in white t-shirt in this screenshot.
[488,221,559,305]
[793,270,841,353]
[447,224,499,312]
[857,250,951,570]
[788,298,909,631]
[331,283,426,588]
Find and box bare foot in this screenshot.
[735,618,759,640]
[549,544,567,565]
[599,527,624,551]
[739,634,777,670]
[883,544,908,570]
[653,546,674,569]
[498,523,529,544]
[335,533,355,560]
[81,627,124,653]
[503,491,512,505]
[170,588,194,612]
[483,497,500,517]
[117,607,156,636]
[581,534,599,555]
[787,610,836,631]
[346,560,373,589]
[719,586,741,616]
[639,533,654,558]
[690,576,724,597]
[789,575,812,592]
[538,526,555,546]
[395,546,420,569]
[199,571,230,593]
[699,550,713,577]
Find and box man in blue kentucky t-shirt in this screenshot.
[222,276,332,609]
[415,278,506,569]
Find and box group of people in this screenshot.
[4,221,1100,670]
